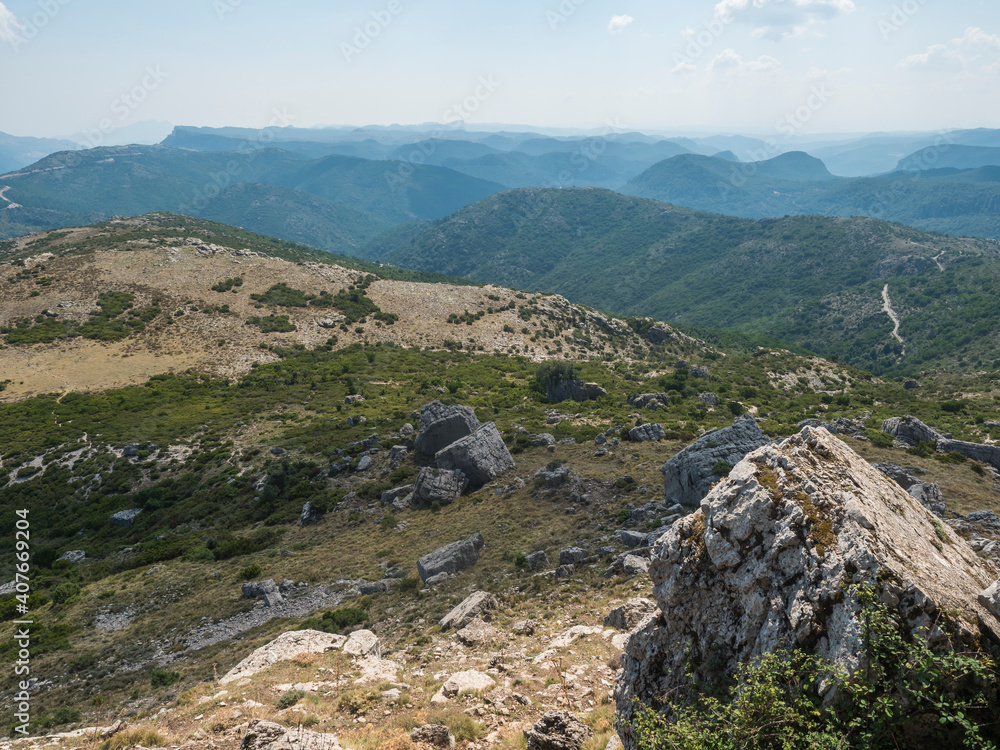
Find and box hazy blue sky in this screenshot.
[1,0,999,139]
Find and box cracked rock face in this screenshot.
[616,427,1000,749]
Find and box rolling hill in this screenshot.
[365,187,1000,374]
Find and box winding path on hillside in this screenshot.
[882,284,906,356]
[0,185,21,209]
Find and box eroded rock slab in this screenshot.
[435,422,514,489]
[415,401,481,456]
[220,630,346,684]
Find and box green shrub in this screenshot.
[299,607,369,634]
[149,669,181,689]
[239,563,262,580]
[276,689,305,709]
[711,461,732,477]
[51,581,81,605]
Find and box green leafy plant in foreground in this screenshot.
[628,585,1000,750]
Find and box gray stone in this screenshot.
[604,598,657,631]
[435,422,514,489]
[689,366,709,379]
[595,434,607,446]
[279,579,295,593]
[904,379,920,390]
[242,579,277,599]
[526,550,549,571]
[531,433,557,446]
[400,422,415,436]
[440,591,499,630]
[698,392,722,407]
[546,380,608,404]
[629,393,671,410]
[456,618,499,647]
[559,547,589,565]
[621,530,649,548]
[270,446,285,456]
[390,445,409,468]
[355,455,373,472]
[621,555,650,577]
[417,533,485,583]
[881,415,943,446]
[415,401,481,456]
[240,718,344,750]
[263,587,284,607]
[380,484,415,507]
[525,711,594,750]
[555,564,575,579]
[411,725,455,750]
[660,415,770,507]
[58,550,86,563]
[359,580,390,595]
[300,501,322,527]
[534,465,573,489]
[110,509,143,528]
[344,395,366,405]
[425,572,450,586]
[966,511,1000,527]
[512,619,537,635]
[412,467,469,507]
[629,423,666,443]
[122,444,140,457]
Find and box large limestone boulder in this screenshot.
[616,427,1000,748]
[937,437,1000,471]
[546,380,608,403]
[415,401,481,456]
[412,467,469,506]
[628,423,666,443]
[660,415,770,506]
[881,415,943,446]
[440,590,499,630]
[435,422,514,489]
[417,532,485,583]
[432,669,496,702]
[240,719,344,749]
[220,630,347,684]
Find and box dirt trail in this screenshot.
[882,284,906,354]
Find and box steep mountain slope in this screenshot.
[369,187,1000,374]
[0,131,80,174]
[0,145,504,242]
[897,145,1000,171]
[623,152,1000,240]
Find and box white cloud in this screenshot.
[0,2,23,43]
[671,60,698,75]
[900,27,1000,74]
[708,48,783,74]
[715,0,854,41]
[608,15,634,33]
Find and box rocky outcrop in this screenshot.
[534,465,573,489]
[440,591,499,630]
[698,392,721,407]
[525,711,594,750]
[938,438,1000,471]
[546,380,608,403]
[604,598,657,631]
[110,508,142,527]
[628,423,666,443]
[432,670,495,702]
[881,415,943,446]
[300,501,322,527]
[415,401,481,456]
[629,393,671,410]
[417,532,485,583]
[411,725,456,750]
[220,630,346,684]
[412,467,469,507]
[873,463,944,516]
[616,427,1000,748]
[660,415,770,507]
[240,719,344,749]
[435,422,514,489]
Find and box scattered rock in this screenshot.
[220,630,346,684]
[660,415,770,507]
[604,598,657,631]
[555,564,575,579]
[411,724,456,750]
[433,670,496,701]
[440,591,499,630]
[435,422,515,489]
[344,629,380,657]
[628,423,666,443]
[58,550,86,563]
[546,380,608,403]
[629,393,670,410]
[389,445,408,468]
[532,433,557,446]
[689,366,709,379]
[938,438,1000,471]
[270,446,285,456]
[559,547,589,565]
[412,467,469,507]
[380,484,414,508]
[300,501,322,527]
[417,532,485,583]
[535,465,573,489]
[415,401,481,456]
[344,395,366,405]
[698,392,722,407]
[512,619,537,636]
[110,508,143,528]
[355,455,373,472]
[456,618,499,647]
[967,511,1000,527]
[621,530,650,548]
[400,422,415,436]
[980,580,1000,620]
[525,711,594,750]
[526,550,550,571]
[240,718,344,749]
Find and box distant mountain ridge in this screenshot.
[364,186,1000,374]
